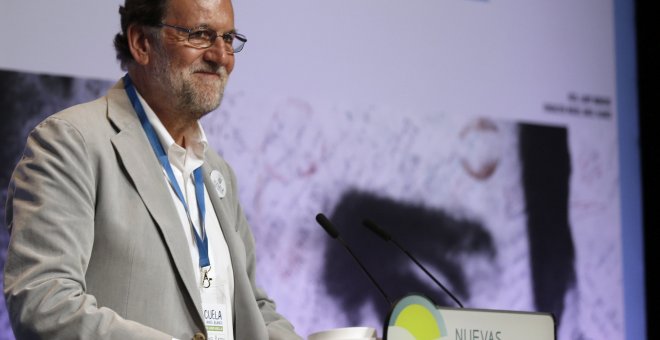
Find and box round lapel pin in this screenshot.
[210,170,226,199]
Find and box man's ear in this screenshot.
[127,24,152,65]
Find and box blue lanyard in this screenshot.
[123,74,210,269]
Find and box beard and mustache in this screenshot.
[150,37,229,120]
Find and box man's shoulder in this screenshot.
[53,95,108,122]
[52,82,124,122]
[32,95,112,145]
[40,84,131,138]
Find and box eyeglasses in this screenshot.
[158,23,247,53]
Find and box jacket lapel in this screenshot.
[105,82,204,323]
[202,157,269,339]
[201,161,239,286]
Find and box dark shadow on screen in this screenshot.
[322,190,496,325]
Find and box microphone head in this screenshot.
[316,213,340,239]
[362,219,392,241]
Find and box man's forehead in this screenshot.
[164,0,234,24]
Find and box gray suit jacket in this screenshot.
[4,80,301,340]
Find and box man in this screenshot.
[3,0,302,339]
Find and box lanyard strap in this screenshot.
[123,74,210,269]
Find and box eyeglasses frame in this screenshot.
[158,22,247,53]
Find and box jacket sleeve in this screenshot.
[3,117,171,340]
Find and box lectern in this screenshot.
[385,294,556,340]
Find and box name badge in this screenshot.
[201,268,230,340]
[203,302,228,340]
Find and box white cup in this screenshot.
[307,326,377,340]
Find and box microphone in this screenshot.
[315,213,392,307]
[362,219,464,308]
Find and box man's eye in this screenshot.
[222,33,235,43]
[189,30,213,41]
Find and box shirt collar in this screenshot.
[135,91,208,176]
